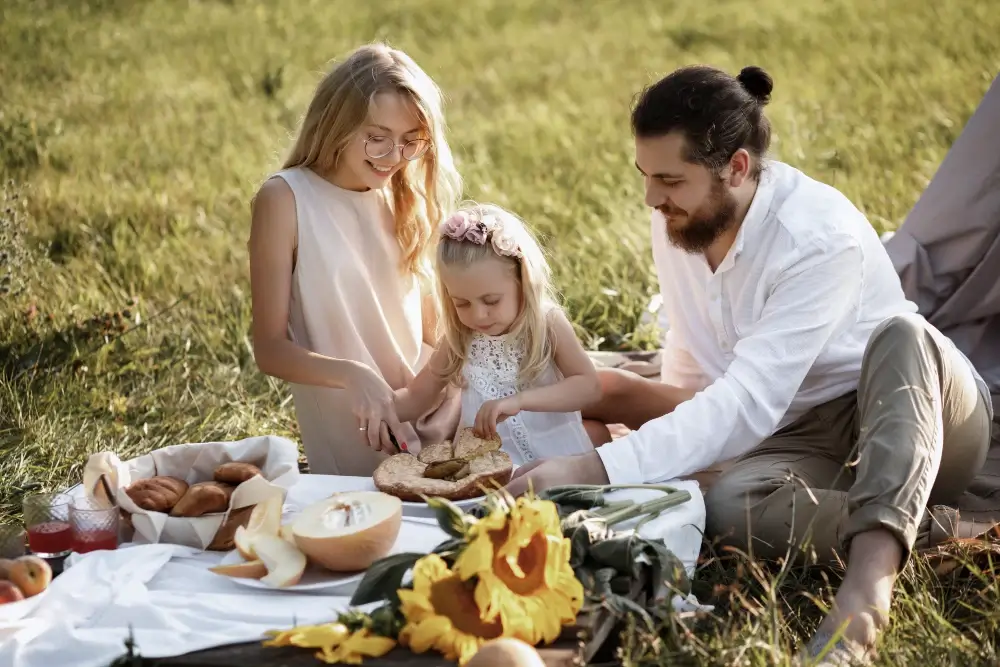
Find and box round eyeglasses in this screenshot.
[364,135,431,161]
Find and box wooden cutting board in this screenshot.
[144,577,646,667]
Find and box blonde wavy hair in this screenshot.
[435,203,561,389]
[281,43,462,279]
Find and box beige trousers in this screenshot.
[704,313,993,563]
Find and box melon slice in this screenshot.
[232,493,284,560]
[254,535,307,588]
[209,559,268,580]
[247,493,283,536]
[233,525,257,560]
[292,491,402,572]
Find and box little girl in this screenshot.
[394,204,604,465]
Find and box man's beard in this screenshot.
[658,177,738,253]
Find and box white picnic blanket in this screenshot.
[0,474,706,667]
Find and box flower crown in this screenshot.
[439,210,523,259]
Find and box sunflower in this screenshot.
[397,553,504,666]
[454,495,584,646]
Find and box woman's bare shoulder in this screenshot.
[253,174,295,213]
[250,175,298,247]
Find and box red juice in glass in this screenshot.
[27,520,73,556]
[23,493,73,558]
[71,497,119,555]
[73,528,118,553]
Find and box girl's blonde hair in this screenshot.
[282,43,462,279]
[435,203,560,388]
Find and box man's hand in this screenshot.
[504,451,611,497]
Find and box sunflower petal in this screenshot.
[454,531,495,581]
[455,634,487,666]
[398,588,435,622]
[407,615,454,653]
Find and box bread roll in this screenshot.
[213,462,262,485]
[170,481,234,517]
[125,476,189,513]
[207,505,254,551]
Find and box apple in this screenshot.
[0,580,25,605]
[6,556,53,598]
[466,639,545,667]
[0,558,15,579]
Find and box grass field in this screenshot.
[2,0,999,664]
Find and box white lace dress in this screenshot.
[460,332,594,466]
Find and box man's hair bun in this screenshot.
[737,66,773,105]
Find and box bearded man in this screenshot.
[506,64,993,663]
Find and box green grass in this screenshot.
[2,0,999,664]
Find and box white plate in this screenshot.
[401,496,483,518]
[211,519,450,594]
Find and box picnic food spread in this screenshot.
[211,490,403,588]
[124,462,263,517]
[372,428,513,501]
[80,448,284,553]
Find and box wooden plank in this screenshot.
[147,638,578,667]
[146,576,647,667]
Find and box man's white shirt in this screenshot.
[597,160,989,486]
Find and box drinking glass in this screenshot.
[70,497,120,554]
[23,492,73,558]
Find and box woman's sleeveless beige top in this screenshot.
[273,167,460,475]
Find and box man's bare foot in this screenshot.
[802,529,902,663]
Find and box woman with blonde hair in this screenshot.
[248,43,463,475]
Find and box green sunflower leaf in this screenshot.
[349,551,425,607]
[424,496,474,539]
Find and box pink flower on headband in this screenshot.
[464,221,488,245]
[440,210,522,258]
[491,229,521,258]
[441,211,472,240]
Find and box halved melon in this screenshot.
[254,535,307,588]
[291,491,402,572]
[209,559,268,580]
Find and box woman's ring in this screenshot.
[359,425,367,432]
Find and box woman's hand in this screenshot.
[474,395,522,439]
[344,363,407,452]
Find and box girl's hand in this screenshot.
[344,363,407,452]
[474,396,522,439]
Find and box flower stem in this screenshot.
[545,483,682,496]
[594,500,634,517]
[600,484,683,495]
[602,490,692,527]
